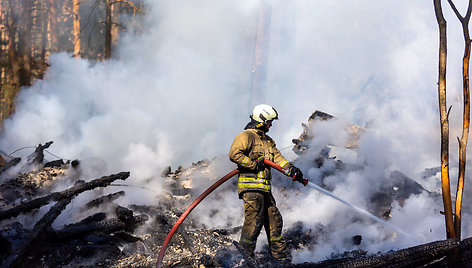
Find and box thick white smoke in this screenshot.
[1,0,472,264]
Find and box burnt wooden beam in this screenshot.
[0,172,130,221]
[178,228,197,254]
[55,218,126,240]
[458,237,472,265]
[84,191,125,209]
[55,172,130,200]
[322,238,460,268]
[3,198,72,268]
[55,205,148,241]
[0,157,21,175]
[55,213,148,240]
[27,141,53,165]
[74,212,107,225]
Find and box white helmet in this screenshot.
[251,104,279,123]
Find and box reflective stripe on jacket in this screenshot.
[229,128,292,197]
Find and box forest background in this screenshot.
[0,0,144,123]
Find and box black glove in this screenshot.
[255,157,265,171]
[289,166,304,184]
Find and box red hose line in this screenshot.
[264,159,308,186]
[156,168,240,268]
[263,159,288,174]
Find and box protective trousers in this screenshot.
[239,191,291,261]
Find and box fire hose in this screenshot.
[156,159,305,268]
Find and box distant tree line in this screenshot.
[0,0,144,122]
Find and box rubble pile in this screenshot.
[1,112,472,267]
[0,145,265,267]
[0,143,145,268]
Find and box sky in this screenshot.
[1,0,472,263]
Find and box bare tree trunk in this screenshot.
[4,0,33,88]
[105,0,112,59]
[434,0,456,239]
[4,0,20,119]
[103,0,143,60]
[0,0,8,122]
[447,0,472,240]
[41,0,49,61]
[18,0,33,86]
[455,42,470,239]
[250,0,272,105]
[111,2,119,45]
[47,0,58,52]
[30,0,40,58]
[72,0,80,57]
[6,25,20,88]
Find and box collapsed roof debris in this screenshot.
[292,110,366,155]
[1,111,472,268]
[26,141,53,165]
[0,142,139,267]
[290,111,435,219]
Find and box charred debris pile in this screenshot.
[1,111,472,268]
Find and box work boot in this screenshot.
[233,241,259,268]
[274,256,292,266]
[272,250,292,266]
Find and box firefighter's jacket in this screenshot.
[229,128,292,198]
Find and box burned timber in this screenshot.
[1,112,472,267]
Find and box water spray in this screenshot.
[262,159,416,239]
[156,159,416,267]
[305,181,414,239]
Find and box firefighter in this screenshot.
[229,104,304,262]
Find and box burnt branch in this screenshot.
[3,198,72,268]
[84,190,125,209]
[55,209,148,240]
[330,239,459,268]
[0,157,21,175]
[55,218,127,240]
[0,172,130,221]
[27,141,53,165]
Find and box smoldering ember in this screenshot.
[0,111,472,268]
